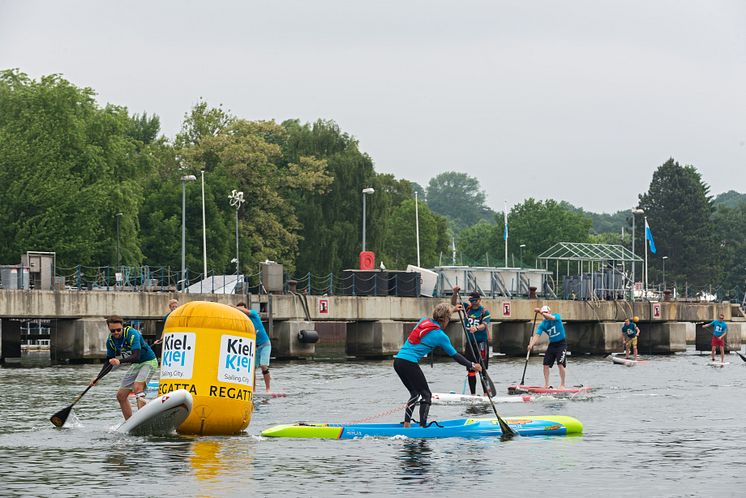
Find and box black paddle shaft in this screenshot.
[520,312,539,385]
[50,362,113,427]
[458,308,494,396]
[456,307,517,438]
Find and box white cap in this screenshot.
[540,305,551,313]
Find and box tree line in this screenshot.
[0,70,744,295]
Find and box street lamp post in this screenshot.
[519,244,526,266]
[362,187,375,252]
[662,256,668,291]
[229,189,245,277]
[115,212,123,267]
[630,208,645,298]
[180,174,197,290]
[201,170,207,278]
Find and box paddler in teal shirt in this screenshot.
[451,287,491,395]
[703,313,728,364]
[394,303,481,428]
[528,305,567,389]
[93,315,158,421]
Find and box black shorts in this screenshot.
[464,340,489,370]
[543,341,567,368]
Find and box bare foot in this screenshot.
[403,422,411,428]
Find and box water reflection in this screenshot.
[398,439,433,478]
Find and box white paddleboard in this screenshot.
[611,355,646,367]
[708,361,730,367]
[431,392,532,405]
[117,389,192,436]
[254,392,288,399]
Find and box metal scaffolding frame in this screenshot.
[537,242,643,300]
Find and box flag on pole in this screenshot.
[645,218,656,254]
[503,202,508,241]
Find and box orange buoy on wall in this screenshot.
[159,301,256,435]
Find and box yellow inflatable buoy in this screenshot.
[159,301,256,435]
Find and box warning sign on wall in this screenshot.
[653,303,661,319]
[319,299,329,314]
[502,302,511,317]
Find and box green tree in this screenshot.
[457,221,501,266]
[508,199,592,267]
[638,159,717,289]
[282,119,377,274]
[711,203,746,293]
[426,172,496,232]
[380,198,450,269]
[0,70,148,267]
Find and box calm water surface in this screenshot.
[2,350,745,497]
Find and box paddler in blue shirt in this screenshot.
[236,303,273,393]
[527,305,567,389]
[93,315,158,421]
[451,287,491,395]
[703,313,728,364]
[394,303,481,428]
[621,318,641,360]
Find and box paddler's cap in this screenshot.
[468,291,481,301]
[540,305,551,313]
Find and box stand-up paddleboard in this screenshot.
[507,385,592,395]
[611,355,647,367]
[254,392,288,399]
[117,389,192,436]
[431,392,532,405]
[261,415,582,439]
[707,361,730,367]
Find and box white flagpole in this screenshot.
[504,201,508,268]
[415,191,421,267]
[644,216,650,299]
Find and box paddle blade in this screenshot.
[50,405,72,428]
[498,417,517,438]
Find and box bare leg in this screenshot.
[116,388,133,420]
[625,343,630,359]
[633,345,638,361]
[543,365,550,388]
[711,346,716,362]
[133,381,147,409]
[262,367,271,392]
[720,346,725,364]
[558,364,566,389]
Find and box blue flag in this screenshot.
[645,218,656,254]
[503,202,508,241]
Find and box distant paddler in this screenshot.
[235,303,273,393]
[527,305,567,389]
[394,303,481,428]
[621,317,641,361]
[92,315,159,420]
[703,313,728,364]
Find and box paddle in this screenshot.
[50,362,113,427]
[520,312,539,385]
[457,307,517,438]
[736,351,746,363]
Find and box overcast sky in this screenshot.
[2,0,745,213]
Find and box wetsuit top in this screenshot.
[247,309,270,346]
[708,320,728,337]
[536,313,566,343]
[395,318,460,363]
[461,302,491,343]
[106,326,156,363]
[622,322,639,338]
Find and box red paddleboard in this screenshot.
[254,392,288,399]
[507,385,592,395]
